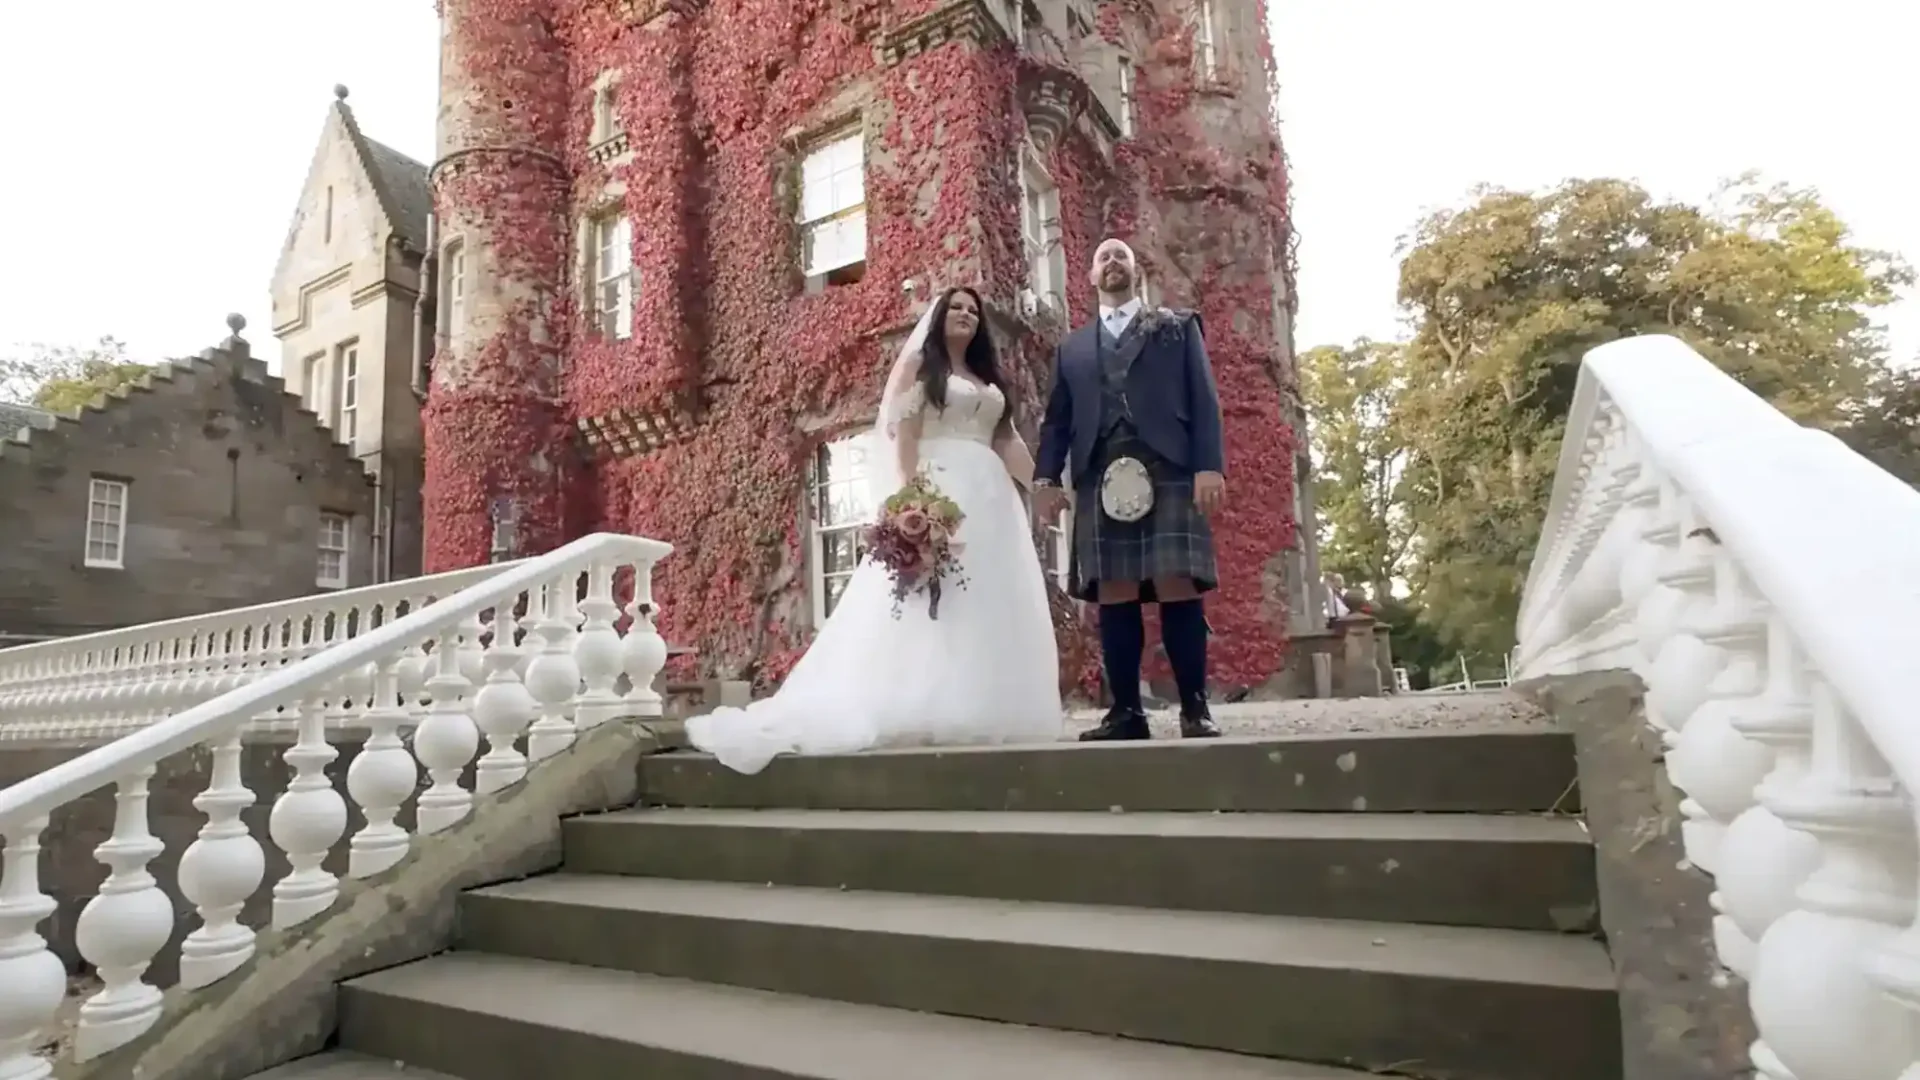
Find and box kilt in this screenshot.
[1070,423,1218,603]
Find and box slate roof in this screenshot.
[358,134,433,252]
[0,402,53,442]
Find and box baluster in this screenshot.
[0,819,65,1080]
[415,629,479,834]
[347,654,418,877]
[1643,501,1720,744]
[526,581,583,761]
[573,561,625,730]
[268,686,347,928]
[473,598,538,793]
[1666,556,1771,875]
[1630,475,1687,677]
[177,729,265,988]
[1715,624,1820,979]
[73,766,171,1061]
[1748,678,1916,1080]
[623,560,669,718]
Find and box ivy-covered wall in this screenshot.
[426,0,1299,694]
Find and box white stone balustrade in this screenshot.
[1516,335,1920,1080]
[0,562,510,745]
[0,533,672,1079]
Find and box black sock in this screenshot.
[1160,599,1209,708]
[1099,601,1145,713]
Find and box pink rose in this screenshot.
[896,508,930,537]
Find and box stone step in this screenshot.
[340,952,1366,1080]
[457,874,1622,1080]
[248,1050,460,1079]
[638,729,1580,814]
[562,806,1598,932]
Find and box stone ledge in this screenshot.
[1512,670,1755,1080]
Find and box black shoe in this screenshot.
[1080,706,1151,741]
[1179,697,1221,739]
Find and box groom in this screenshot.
[1034,239,1225,740]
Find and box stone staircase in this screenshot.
[259,725,1620,1079]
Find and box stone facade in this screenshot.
[0,321,377,642]
[421,0,1322,692]
[271,87,433,583]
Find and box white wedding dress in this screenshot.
[686,313,1064,774]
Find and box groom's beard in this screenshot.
[1099,267,1132,293]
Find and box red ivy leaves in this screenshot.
[427,0,1299,694]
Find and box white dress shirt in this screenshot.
[1099,298,1143,339]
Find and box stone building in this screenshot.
[0,318,376,645]
[270,87,434,583]
[423,0,1320,692]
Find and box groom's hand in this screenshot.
[1195,471,1226,516]
[1033,483,1068,519]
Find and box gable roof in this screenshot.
[275,87,433,281]
[0,320,370,483]
[344,111,433,253]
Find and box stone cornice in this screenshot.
[577,393,705,458]
[874,0,1009,67]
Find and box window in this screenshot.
[593,215,634,340]
[324,185,334,244]
[798,131,867,285]
[302,352,328,420]
[489,496,518,564]
[85,478,128,569]
[1196,0,1220,79]
[591,78,619,144]
[337,343,359,441]
[317,513,349,588]
[808,435,877,626]
[1117,57,1136,137]
[1066,5,1091,36]
[1020,156,1066,311]
[444,241,466,337]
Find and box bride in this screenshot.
[686,286,1065,774]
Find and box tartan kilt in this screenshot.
[1070,424,1218,603]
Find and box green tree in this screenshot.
[1299,339,1412,602]
[0,337,154,414]
[1834,363,1920,486]
[1388,175,1910,657]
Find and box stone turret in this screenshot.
[424,0,576,569]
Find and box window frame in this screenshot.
[1019,153,1066,311]
[1117,56,1136,137]
[592,215,635,341]
[84,477,129,570]
[337,341,360,441]
[317,511,350,589]
[797,130,868,282]
[443,240,466,339]
[806,433,878,628]
[1196,0,1220,79]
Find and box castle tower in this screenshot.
[424,0,576,570]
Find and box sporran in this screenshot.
[1099,456,1155,523]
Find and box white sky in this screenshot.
[0,1,1913,368]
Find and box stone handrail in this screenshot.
[0,531,672,1078]
[0,561,521,744]
[1515,333,1920,1080]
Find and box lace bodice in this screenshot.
[888,376,1005,445]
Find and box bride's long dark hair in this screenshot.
[918,286,1013,442]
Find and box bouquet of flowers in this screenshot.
[864,475,968,619]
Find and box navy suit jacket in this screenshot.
[1034,309,1226,490]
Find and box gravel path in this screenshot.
[1064,690,1549,740]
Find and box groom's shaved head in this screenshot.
[1092,238,1136,269]
[1090,238,1138,295]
